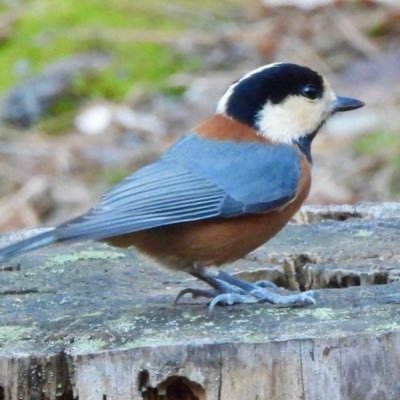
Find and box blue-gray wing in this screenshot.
[56,134,301,241]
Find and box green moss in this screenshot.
[103,166,132,186]
[0,325,33,344]
[0,0,239,133]
[364,321,400,335]
[36,108,77,135]
[72,45,199,102]
[70,337,107,354]
[355,130,400,195]
[309,307,337,320]
[45,249,125,267]
[353,229,373,238]
[0,0,234,134]
[159,84,188,98]
[295,307,339,321]
[355,130,400,156]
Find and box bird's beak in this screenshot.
[333,96,365,113]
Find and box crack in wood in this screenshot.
[0,264,21,272]
[0,288,56,295]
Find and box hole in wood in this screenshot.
[298,210,363,224]
[305,267,389,290]
[138,371,206,400]
[0,386,4,400]
[284,253,390,291]
[331,212,363,221]
[292,254,316,291]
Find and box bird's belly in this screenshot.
[105,200,303,272]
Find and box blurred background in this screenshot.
[0,0,399,231]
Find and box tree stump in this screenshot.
[0,202,400,400]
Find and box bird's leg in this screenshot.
[174,265,245,304]
[253,280,278,289]
[174,265,314,313]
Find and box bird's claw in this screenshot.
[174,287,218,304]
[208,292,258,314]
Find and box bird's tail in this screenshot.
[0,229,57,262]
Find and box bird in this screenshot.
[0,62,364,312]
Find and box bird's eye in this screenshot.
[301,85,319,100]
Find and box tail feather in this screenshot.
[0,229,56,262]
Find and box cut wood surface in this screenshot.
[0,202,400,400]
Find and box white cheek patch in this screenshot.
[256,83,336,143]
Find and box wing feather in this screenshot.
[55,134,301,241]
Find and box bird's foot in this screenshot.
[207,271,315,312]
[208,288,315,314]
[174,270,314,313]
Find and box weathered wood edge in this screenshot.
[0,202,399,399]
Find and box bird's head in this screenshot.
[216,63,364,144]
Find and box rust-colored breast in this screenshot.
[106,123,312,272]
